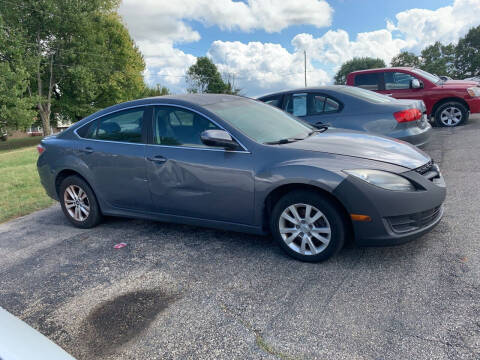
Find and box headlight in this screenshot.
[344,169,416,191]
[467,87,480,97]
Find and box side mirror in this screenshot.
[411,79,423,89]
[201,129,240,150]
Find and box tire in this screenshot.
[434,101,468,127]
[59,175,102,228]
[270,190,346,262]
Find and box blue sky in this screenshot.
[119,0,480,95]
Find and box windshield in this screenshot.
[411,68,441,84]
[205,99,313,144]
[339,86,394,103]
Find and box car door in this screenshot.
[283,92,308,122]
[378,71,425,102]
[74,106,152,211]
[144,105,255,225]
[304,93,342,127]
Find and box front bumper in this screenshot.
[466,97,480,114]
[333,165,446,246]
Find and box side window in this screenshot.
[153,106,220,147]
[385,72,417,90]
[76,120,97,139]
[284,93,307,116]
[325,97,340,112]
[354,73,381,90]
[77,108,145,143]
[308,94,341,115]
[311,95,326,114]
[261,95,282,108]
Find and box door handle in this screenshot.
[147,155,167,163]
[79,147,94,154]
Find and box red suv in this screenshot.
[346,67,480,127]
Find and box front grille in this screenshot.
[386,206,442,234]
[414,160,442,183]
[415,160,434,175]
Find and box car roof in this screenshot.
[349,67,413,74]
[66,94,253,132]
[257,85,357,98]
[151,93,245,106]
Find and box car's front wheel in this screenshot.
[434,101,468,127]
[270,190,346,262]
[59,175,102,228]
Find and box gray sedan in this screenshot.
[258,86,432,147]
[37,94,445,262]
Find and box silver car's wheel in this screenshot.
[64,184,90,222]
[439,106,462,126]
[279,203,331,256]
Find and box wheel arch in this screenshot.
[262,183,354,239]
[55,169,91,198]
[432,97,469,116]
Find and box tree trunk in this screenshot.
[36,38,53,136]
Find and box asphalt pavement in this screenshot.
[1,116,479,360]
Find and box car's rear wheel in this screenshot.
[434,101,468,127]
[60,175,102,228]
[270,190,345,262]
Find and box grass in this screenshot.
[0,136,42,152]
[0,138,55,223]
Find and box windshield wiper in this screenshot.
[310,123,330,134]
[264,138,300,145]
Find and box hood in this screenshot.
[0,307,76,360]
[441,79,479,87]
[282,129,430,169]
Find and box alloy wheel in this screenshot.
[64,185,90,222]
[440,106,462,126]
[278,203,331,256]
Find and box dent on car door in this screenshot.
[145,105,255,225]
[74,106,151,211]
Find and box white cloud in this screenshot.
[394,0,480,50]
[119,0,333,93]
[292,29,407,69]
[208,41,330,96]
[118,0,480,94]
[120,0,333,39]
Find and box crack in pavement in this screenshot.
[219,302,301,360]
[384,329,477,355]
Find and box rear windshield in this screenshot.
[340,86,394,103]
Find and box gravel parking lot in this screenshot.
[1,116,480,360]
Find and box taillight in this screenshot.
[394,109,422,123]
[37,144,45,155]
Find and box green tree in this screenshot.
[1,0,146,134]
[141,84,171,97]
[390,52,421,67]
[55,12,146,121]
[420,41,456,77]
[455,25,480,78]
[0,16,37,130]
[186,57,239,94]
[334,57,386,85]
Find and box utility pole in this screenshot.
[304,50,307,87]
